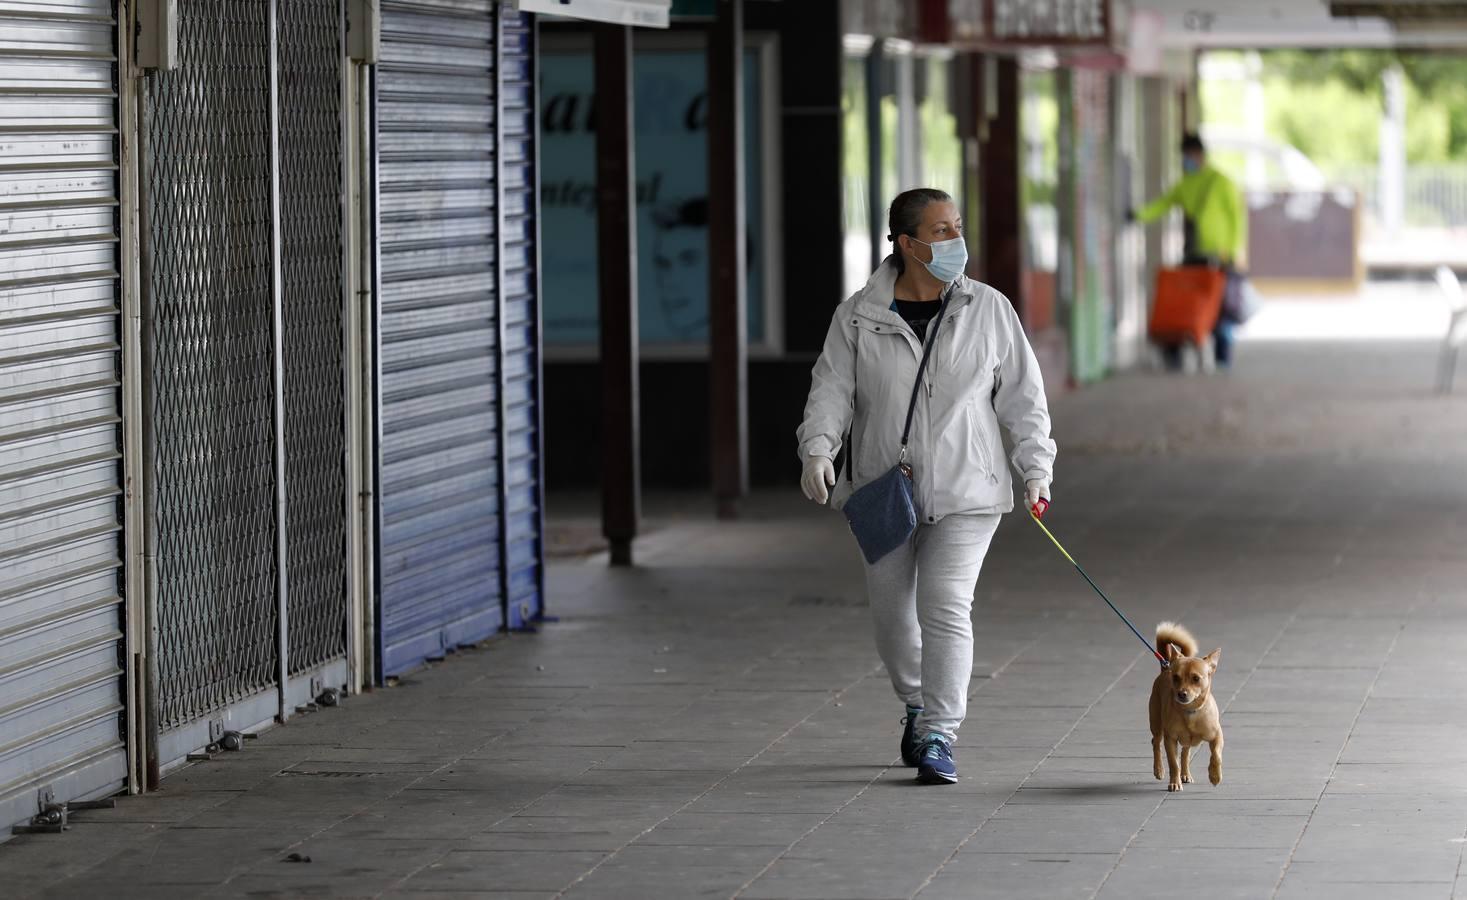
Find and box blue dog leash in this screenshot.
[1029,502,1169,668]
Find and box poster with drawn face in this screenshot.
[539,44,765,347]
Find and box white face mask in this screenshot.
[909,236,968,283]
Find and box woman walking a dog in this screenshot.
[796,188,1057,785]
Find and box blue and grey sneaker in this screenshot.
[900,706,924,767]
[916,735,957,785]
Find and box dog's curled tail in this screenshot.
[1155,621,1197,663]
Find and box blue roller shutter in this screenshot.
[496,8,544,629]
[376,0,504,676]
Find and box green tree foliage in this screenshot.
[1264,78,1379,167]
[1259,50,1467,162]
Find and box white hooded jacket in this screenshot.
[796,261,1057,521]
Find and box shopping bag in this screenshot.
[1220,270,1261,325]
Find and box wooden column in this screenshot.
[594,24,640,566]
[978,55,1025,319]
[708,0,747,519]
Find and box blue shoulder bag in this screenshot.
[842,289,952,564]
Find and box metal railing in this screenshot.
[1329,163,1467,230]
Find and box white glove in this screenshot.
[1025,478,1051,516]
[800,456,836,505]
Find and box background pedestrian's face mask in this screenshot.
[1182,156,1201,174]
[910,236,968,283]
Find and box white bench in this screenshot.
[1436,266,1467,394]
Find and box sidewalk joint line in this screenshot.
[550,661,888,899]
[730,628,1048,899]
[1268,610,1410,900]
[908,649,1145,898]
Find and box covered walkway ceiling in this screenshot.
[1140,0,1467,48]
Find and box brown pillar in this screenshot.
[955,53,982,278]
[708,0,747,519]
[978,55,1024,319]
[594,24,640,566]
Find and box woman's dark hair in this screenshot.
[1181,133,1205,155]
[885,187,952,274]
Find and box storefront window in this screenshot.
[842,52,871,298]
[539,39,770,350]
[918,54,961,200]
[1023,69,1059,273]
[881,92,900,208]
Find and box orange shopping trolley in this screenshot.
[1148,266,1226,349]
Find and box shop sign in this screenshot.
[991,0,1108,43]
[513,0,670,29]
[670,0,716,16]
[944,0,1113,48]
[841,0,917,39]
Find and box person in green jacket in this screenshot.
[1130,133,1247,369]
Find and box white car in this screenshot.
[1198,126,1327,192]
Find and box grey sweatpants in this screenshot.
[863,513,1001,744]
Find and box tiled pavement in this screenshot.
[3,335,1467,899]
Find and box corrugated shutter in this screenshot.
[498,9,544,628]
[0,0,128,831]
[376,0,504,676]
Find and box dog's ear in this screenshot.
[1166,642,1183,661]
[1203,648,1221,673]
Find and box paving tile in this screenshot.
[636,811,829,847]
[739,855,929,900]
[382,892,556,900]
[400,849,606,893]
[592,741,772,771]
[917,851,1118,900]
[686,782,867,815]
[1130,812,1309,849]
[213,838,454,897]
[67,789,242,826]
[40,883,209,900]
[782,821,976,862]
[1092,847,1290,899]
[0,822,164,893]
[1284,850,1461,884]
[564,844,777,898]
[468,814,649,853]
[959,813,1141,855]
[1275,882,1452,900]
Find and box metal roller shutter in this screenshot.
[376,0,504,676]
[0,0,129,832]
[144,0,351,766]
[279,0,349,690]
[143,0,281,768]
[497,9,544,629]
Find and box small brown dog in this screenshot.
[1148,622,1223,792]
